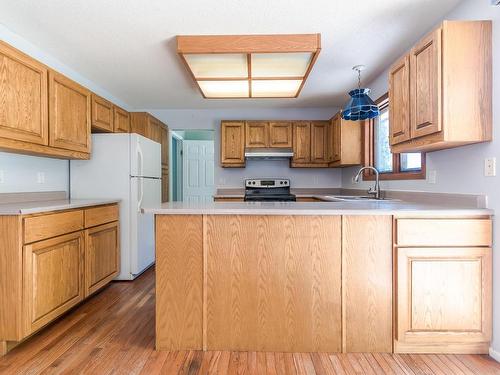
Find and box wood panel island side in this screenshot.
[151,206,492,354]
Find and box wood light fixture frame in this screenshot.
[176,34,321,99]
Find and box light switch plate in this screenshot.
[428,170,437,184]
[484,157,496,177]
[37,172,45,184]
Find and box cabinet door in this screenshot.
[332,115,341,162]
[245,121,268,148]
[220,121,245,166]
[396,247,491,349]
[0,41,48,145]
[113,106,130,133]
[389,55,411,145]
[23,232,84,334]
[91,94,113,132]
[130,113,147,137]
[311,121,328,163]
[342,216,393,352]
[147,116,162,143]
[85,222,119,297]
[161,166,169,202]
[269,122,292,148]
[48,70,91,153]
[160,125,169,166]
[292,122,311,163]
[410,28,442,139]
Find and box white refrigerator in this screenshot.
[70,133,161,280]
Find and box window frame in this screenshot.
[362,93,426,181]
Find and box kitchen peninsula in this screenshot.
[144,198,493,354]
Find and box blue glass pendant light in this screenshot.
[341,65,379,121]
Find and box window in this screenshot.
[363,93,426,180]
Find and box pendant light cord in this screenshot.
[357,69,362,90]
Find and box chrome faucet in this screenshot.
[354,166,381,199]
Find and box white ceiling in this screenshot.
[0,0,462,109]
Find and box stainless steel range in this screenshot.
[244,178,296,202]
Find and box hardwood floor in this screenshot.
[1,267,499,374]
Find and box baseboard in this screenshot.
[489,347,500,362]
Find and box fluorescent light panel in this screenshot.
[251,53,312,78]
[198,80,249,98]
[177,34,321,98]
[183,54,248,78]
[251,80,303,98]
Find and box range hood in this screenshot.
[244,147,294,160]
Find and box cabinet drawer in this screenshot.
[84,204,119,228]
[24,210,84,244]
[396,218,492,247]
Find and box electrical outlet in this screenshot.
[428,170,437,184]
[37,172,45,184]
[485,157,496,177]
[0,170,4,184]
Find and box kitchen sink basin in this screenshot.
[318,195,399,202]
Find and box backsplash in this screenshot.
[0,152,69,193]
[217,158,342,188]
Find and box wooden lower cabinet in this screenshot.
[85,222,120,297]
[395,246,492,353]
[23,231,85,335]
[0,204,120,355]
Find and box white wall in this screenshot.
[0,153,68,193]
[150,108,342,188]
[342,0,500,354]
[0,23,129,194]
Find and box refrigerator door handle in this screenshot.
[137,142,144,177]
[137,178,144,212]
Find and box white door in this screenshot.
[182,140,215,203]
[130,177,161,276]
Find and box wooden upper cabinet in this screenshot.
[147,116,162,143]
[23,231,85,334]
[160,125,169,166]
[113,106,130,133]
[331,114,341,162]
[221,121,245,167]
[130,112,147,137]
[91,94,114,133]
[130,112,163,142]
[292,121,311,164]
[389,55,411,145]
[48,70,91,153]
[245,121,268,148]
[328,113,362,167]
[0,41,48,146]
[410,28,442,139]
[390,21,491,153]
[310,121,328,163]
[85,222,119,297]
[269,122,292,148]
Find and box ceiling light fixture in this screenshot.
[177,34,321,99]
[341,65,379,121]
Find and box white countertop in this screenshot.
[0,199,121,215]
[143,200,493,216]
